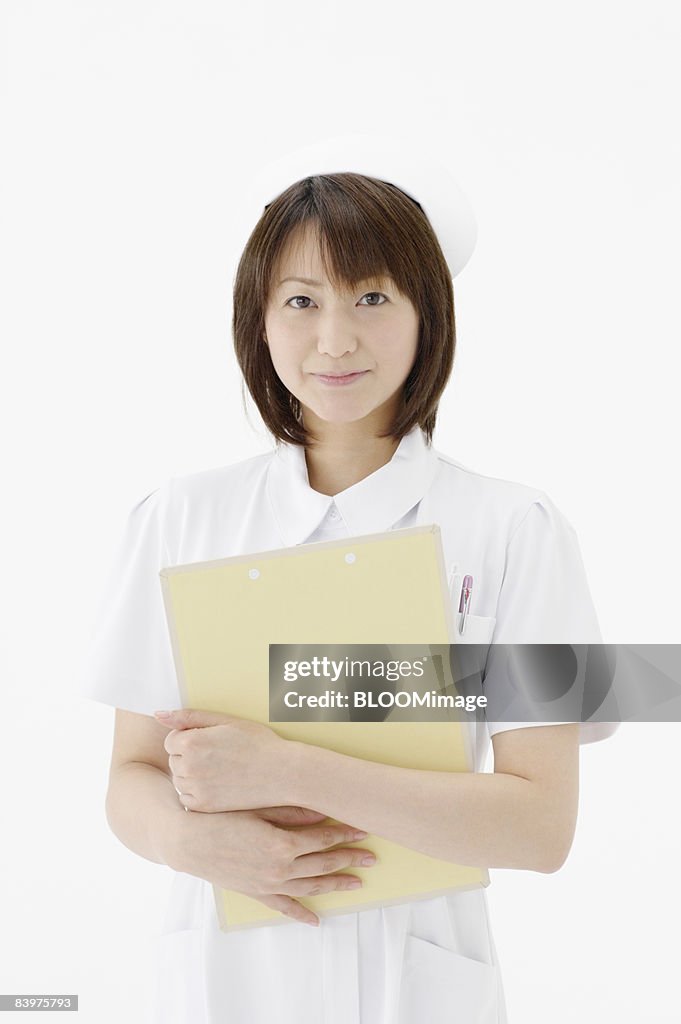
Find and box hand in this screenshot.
[169,803,378,927]
[154,707,296,812]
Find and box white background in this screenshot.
[1,0,679,1021]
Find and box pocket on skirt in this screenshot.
[398,934,499,1024]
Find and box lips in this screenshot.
[314,370,369,386]
[314,371,366,377]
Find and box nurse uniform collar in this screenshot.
[268,424,440,548]
[241,133,477,280]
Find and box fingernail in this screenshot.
[361,855,377,866]
[353,830,369,839]
[348,879,362,889]
[154,710,172,718]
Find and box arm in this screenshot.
[287,723,580,873]
[157,710,579,873]
[104,709,381,927]
[105,711,189,868]
[107,762,189,865]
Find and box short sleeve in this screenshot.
[486,493,619,745]
[77,486,181,716]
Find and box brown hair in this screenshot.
[232,172,455,447]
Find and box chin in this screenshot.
[309,405,375,425]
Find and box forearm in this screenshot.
[105,762,186,869]
[290,745,562,873]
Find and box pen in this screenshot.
[458,575,473,635]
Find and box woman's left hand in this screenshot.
[154,708,297,812]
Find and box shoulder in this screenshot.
[429,445,562,541]
[170,448,274,500]
[131,448,275,526]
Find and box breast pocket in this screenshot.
[455,613,496,645]
[398,934,499,1024]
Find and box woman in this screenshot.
[82,138,617,1023]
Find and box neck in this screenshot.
[301,409,404,496]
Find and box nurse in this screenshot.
[82,135,617,1023]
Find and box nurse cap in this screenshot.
[238,133,477,280]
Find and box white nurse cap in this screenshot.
[239,133,477,280]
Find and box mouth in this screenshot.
[313,370,369,386]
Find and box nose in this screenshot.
[316,308,359,359]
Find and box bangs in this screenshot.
[263,173,430,303]
[275,221,391,298]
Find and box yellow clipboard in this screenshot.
[160,524,489,931]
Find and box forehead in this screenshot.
[271,222,390,293]
[274,224,324,277]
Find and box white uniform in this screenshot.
[80,426,617,1024]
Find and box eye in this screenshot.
[284,291,388,309]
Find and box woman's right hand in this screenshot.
[168,804,377,926]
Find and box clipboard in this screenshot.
[160,524,489,931]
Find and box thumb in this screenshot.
[153,708,239,730]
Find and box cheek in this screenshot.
[377,324,419,373]
[403,323,420,370]
[267,335,306,386]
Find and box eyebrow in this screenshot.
[278,277,323,287]
[277,275,390,288]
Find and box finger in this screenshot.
[256,806,329,827]
[172,785,197,810]
[281,873,364,898]
[289,822,370,857]
[155,708,241,730]
[168,753,184,774]
[288,846,377,880]
[170,774,190,787]
[254,893,319,927]
[163,729,185,755]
